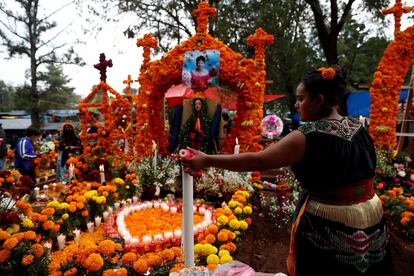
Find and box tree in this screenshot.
[0,0,84,128]
[0,80,16,112]
[304,0,389,65]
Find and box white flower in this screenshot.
[398,170,406,178]
[410,174,414,181]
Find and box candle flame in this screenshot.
[152,140,156,145]
[235,137,239,145]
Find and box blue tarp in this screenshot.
[347,89,409,117]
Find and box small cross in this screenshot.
[136,34,158,64]
[123,75,133,96]
[247,28,274,63]
[94,53,113,83]
[192,1,217,33]
[383,0,412,37]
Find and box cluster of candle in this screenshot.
[104,200,213,249]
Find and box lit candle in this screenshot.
[95,216,102,227]
[87,222,94,233]
[73,229,80,245]
[99,165,105,184]
[152,140,158,168]
[57,234,66,250]
[234,137,240,154]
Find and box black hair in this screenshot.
[196,55,206,64]
[301,65,347,110]
[26,126,41,137]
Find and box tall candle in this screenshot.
[99,165,105,184]
[73,229,80,245]
[95,216,102,227]
[87,222,94,233]
[234,137,240,154]
[69,163,74,180]
[102,211,109,222]
[182,167,194,267]
[57,234,66,250]
[152,140,158,168]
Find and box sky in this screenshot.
[0,0,411,100]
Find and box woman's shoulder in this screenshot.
[298,117,362,140]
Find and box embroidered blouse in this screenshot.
[291,117,376,191]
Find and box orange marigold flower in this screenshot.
[83,253,104,272]
[21,254,34,265]
[63,267,77,276]
[3,237,19,250]
[41,207,55,216]
[170,247,182,257]
[207,263,217,270]
[159,248,175,262]
[205,234,216,244]
[0,230,10,240]
[24,231,37,241]
[98,240,116,255]
[401,216,411,225]
[43,220,55,231]
[12,232,24,241]
[121,252,137,265]
[133,259,148,273]
[0,249,11,263]
[207,224,218,235]
[32,243,44,258]
[318,67,336,80]
[217,231,228,242]
[115,267,128,276]
[102,269,116,276]
[81,210,89,217]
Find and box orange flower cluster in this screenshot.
[124,208,204,238]
[317,67,336,80]
[369,26,414,147]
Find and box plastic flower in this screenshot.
[207,254,220,265]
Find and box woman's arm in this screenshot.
[181,130,305,173]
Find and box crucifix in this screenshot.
[383,0,412,37]
[192,1,217,33]
[94,53,113,83]
[123,75,133,96]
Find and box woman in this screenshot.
[179,98,213,153]
[191,55,214,92]
[56,123,82,182]
[181,67,391,275]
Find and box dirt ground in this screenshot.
[234,191,290,274]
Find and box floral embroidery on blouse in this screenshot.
[298,117,362,141]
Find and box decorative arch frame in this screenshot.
[134,2,273,156]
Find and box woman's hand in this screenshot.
[180,147,209,175]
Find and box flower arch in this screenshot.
[134,2,274,156]
[369,1,414,148]
[79,82,132,158]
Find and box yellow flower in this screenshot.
[125,185,130,189]
[12,224,20,232]
[218,250,230,257]
[47,200,60,208]
[233,207,242,215]
[229,219,240,230]
[194,243,203,254]
[243,206,252,214]
[22,218,34,228]
[85,190,98,199]
[60,203,70,209]
[228,200,237,208]
[239,220,248,230]
[114,178,125,185]
[207,254,220,265]
[62,213,69,220]
[219,254,233,264]
[217,215,228,225]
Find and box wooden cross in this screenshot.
[94,53,113,83]
[383,0,412,37]
[192,1,217,33]
[136,34,158,65]
[123,75,133,96]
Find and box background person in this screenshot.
[0,124,7,171]
[14,126,41,182]
[181,66,391,275]
[56,122,82,182]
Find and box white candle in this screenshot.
[87,222,94,233]
[57,234,66,250]
[44,242,52,253]
[173,229,182,239]
[99,165,105,184]
[95,216,102,227]
[69,164,74,180]
[107,207,113,214]
[142,235,152,244]
[182,167,194,267]
[170,206,177,214]
[102,211,109,222]
[73,229,80,245]
[164,231,173,240]
[34,187,40,197]
[132,196,138,203]
[44,175,48,181]
[234,137,240,154]
[114,202,120,209]
[52,183,57,191]
[152,140,158,168]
